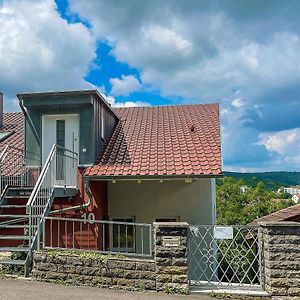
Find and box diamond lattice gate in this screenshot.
[188,225,262,292]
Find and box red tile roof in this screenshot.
[0,112,24,151]
[249,204,300,226]
[85,104,222,178]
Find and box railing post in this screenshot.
[37,220,40,251]
[28,205,32,250]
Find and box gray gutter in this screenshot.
[84,173,223,181]
[17,89,120,121]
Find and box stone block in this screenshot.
[34,252,47,263]
[136,261,156,272]
[139,271,156,281]
[64,265,76,274]
[156,274,172,283]
[172,274,188,284]
[109,269,124,278]
[115,278,135,287]
[265,267,287,278]
[172,258,188,266]
[91,276,115,286]
[135,279,156,290]
[156,266,188,275]
[264,251,286,262]
[100,267,112,277]
[123,270,140,279]
[269,278,289,288]
[162,283,189,294]
[265,285,288,296]
[155,227,188,237]
[285,235,300,245]
[155,257,172,266]
[267,260,300,271]
[66,256,83,266]
[107,259,136,270]
[155,246,187,258]
[288,287,300,296]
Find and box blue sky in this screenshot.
[0,0,300,172]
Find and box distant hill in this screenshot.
[220,171,300,190]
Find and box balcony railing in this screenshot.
[0,145,41,195]
[40,216,153,257]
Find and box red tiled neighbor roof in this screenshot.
[0,112,24,151]
[249,204,300,226]
[85,104,222,178]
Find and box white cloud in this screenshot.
[103,95,150,108]
[68,0,300,171]
[231,98,244,108]
[0,0,96,109]
[68,1,300,101]
[259,128,300,155]
[110,75,141,96]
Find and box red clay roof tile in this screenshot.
[0,112,24,151]
[85,103,222,177]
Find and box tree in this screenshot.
[217,178,292,225]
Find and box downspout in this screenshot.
[18,97,41,145]
[49,177,93,215]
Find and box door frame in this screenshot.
[41,114,80,163]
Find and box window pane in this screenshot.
[112,218,134,249]
[56,120,65,148]
[56,120,65,180]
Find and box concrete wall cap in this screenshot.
[260,221,300,227]
[153,222,189,228]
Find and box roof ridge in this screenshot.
[113,103,219,110]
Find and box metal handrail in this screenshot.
[41,216,153,257]
[26,144,56,208]
[26,144,78,256]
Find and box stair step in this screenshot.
[0,218,29,226]
[0,205,27,208]
[0,235,29,240]
[5,196,29,199]
[0,215,28,218]
[0,224,29,228]
[0,259,26,265]
[0,247,29,252]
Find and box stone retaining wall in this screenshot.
[33,222,189,294]
[33,252,156,291]
[261,222,300,298]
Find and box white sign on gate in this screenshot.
[214,226,233,239]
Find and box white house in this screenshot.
[292,194,300,204]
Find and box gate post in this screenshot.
[260,222,300,297]
[153,222,189,294]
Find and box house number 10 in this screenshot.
[81,212,96,224]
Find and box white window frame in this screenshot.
[109,216,136,253]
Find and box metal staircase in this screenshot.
[0,144,78,276]
[0,187,33,269]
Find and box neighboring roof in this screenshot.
[249,204,300,226]
[85,103,222,178]
[293,194,300,198]
[0,112,24,151]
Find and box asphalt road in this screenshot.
[0,278,215,300]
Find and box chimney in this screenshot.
[0,92,3,128]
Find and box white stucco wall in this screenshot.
[108,178,216,225]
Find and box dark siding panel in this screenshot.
[93,96,118,162]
